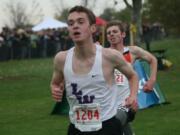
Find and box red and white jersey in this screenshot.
[64,44,118,131]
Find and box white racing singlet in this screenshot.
[114,47,131,109]
[64,45,118,132]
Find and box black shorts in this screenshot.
[116,108,136,125]
[127,108,136,122]
[67,117,123,135]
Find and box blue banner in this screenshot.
[134,60,159,109]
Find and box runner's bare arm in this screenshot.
[131,46,157,92]
[50,52,66,102]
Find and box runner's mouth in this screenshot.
[73,32,81,36]
[110,38,116,41]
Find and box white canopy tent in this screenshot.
[32,18,68,31]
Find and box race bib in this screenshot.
[73,103,102,132]
[114,69,125,85]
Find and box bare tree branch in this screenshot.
[52,0,66,17]
[89,0,97,11]
[123,0,133,9]
[4,0,43,28]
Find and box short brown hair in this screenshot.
[68,6,96,25]
[106,20,125,33]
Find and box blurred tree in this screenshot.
[115,8,131,22]
[123,0,142,45]
[4,0,43,28]
[100,8,115,21]
[55,9,69,22]
[53,0,97,21]
[100,8,131,22]
[144,0,180,35]
[82,0,98,11]
[82,0,88,7]
[52,0,65,17]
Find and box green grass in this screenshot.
[134,38,180,135]
[0,59,69,135]
[0,38,180,135]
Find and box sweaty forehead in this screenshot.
[68,12,88,21]
[107,25,119,31]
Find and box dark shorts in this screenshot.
[67,117,123,135]
[127,108,136,122]
[116,108,136,126]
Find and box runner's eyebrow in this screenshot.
[68,17,85,22]
[107,29,119,34]
[77,18,85,21]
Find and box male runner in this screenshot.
[50,7,138,135]
[106,20,157,135]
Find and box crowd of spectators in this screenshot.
[0,22,165,62]
[142,22,166,51]
[0,27,74,61]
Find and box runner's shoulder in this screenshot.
[54,50,68,65]
[102,48,123,59]
[128,45,141,52]
[128,45,144,56]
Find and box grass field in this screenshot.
[0,38,180,135]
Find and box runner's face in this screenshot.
[106,26,125,45]
[67,12,94,43]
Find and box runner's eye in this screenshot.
[78,19,84,24]
[68,21,74,26]
[113,30,118,33]
[107,31,111,35]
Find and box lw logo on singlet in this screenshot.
[71,83,95,104]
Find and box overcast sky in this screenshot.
[0,0,128,31]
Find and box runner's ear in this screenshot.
[91,24,96,33]
[121,32,126,38]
